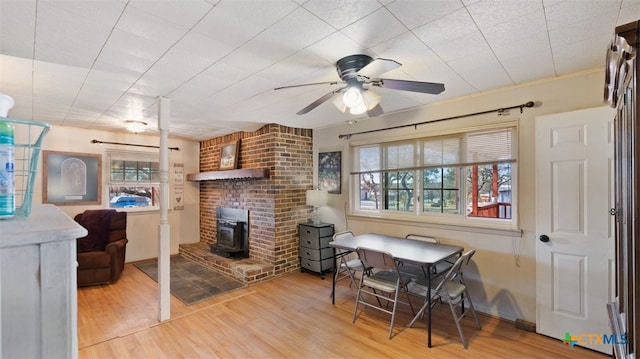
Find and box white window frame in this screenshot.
[349,123,519,231]
[105,150,160,213]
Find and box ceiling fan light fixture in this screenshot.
[349,102,367,115]
[275,53,445,117]
[342,87,362,108]
[333,88,381,115]
[332,96,347,113]
[362,89,381,110]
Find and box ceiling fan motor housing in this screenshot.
[336,54,374,80]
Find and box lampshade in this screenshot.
[342,87,362,108]
[306,189,328,225]
[306,189,328,207]
[333,88,381,115]
[362,89,382,109]
[348,102,367,115]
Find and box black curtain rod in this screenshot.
[91,139,180,151]
[338,101,536,139]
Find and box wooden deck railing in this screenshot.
[473,202,511,219]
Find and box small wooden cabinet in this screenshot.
[298,222,334,279]
[0,205,87,359]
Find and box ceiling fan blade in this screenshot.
[274,81,343,90]
[374,78,445,94]
[296,87,346,115]
[357,58,401,79]
[367,103,384,117]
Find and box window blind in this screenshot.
[352,126,517,174]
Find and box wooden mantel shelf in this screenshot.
[187,168,269,181]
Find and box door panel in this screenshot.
[552,160,584,233]
[552,252,585,317]
[536,106,615,354]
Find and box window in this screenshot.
[352,126,516,224]
[423,167,460,214]
[106,151,160,211]
[383,143,415,212]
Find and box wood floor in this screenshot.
[78,263,609,358]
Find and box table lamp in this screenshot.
[306,189,328,224]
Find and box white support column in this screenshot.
[157,97,171,321]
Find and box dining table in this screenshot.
[329,233,464,347]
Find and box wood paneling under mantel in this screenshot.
[186,168,269,181]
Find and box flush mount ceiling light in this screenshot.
[124,120,147,134]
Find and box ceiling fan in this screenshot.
[274,54,445,117]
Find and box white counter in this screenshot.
[0,204,87,358]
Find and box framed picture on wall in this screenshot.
[43,151,102,205]
[318,151,341,194]
[220,139,240,170]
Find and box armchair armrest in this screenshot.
[105,238,128,253]
[105,238,128,282]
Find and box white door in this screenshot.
[535,106,615,354]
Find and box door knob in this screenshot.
[539,234,550,243]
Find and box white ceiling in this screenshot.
[0,0,638,141]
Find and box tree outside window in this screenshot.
[352,126,516,222]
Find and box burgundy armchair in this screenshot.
[74,209,128,287]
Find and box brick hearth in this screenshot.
[179,242,273,285]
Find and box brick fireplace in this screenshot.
[180,124,313,284]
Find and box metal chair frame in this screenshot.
[400,234,453,278]
[405,234,438,243]
[332,231,364,289]
[409,249,481,348]
[352,247,415,339]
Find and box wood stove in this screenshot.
[211,207,249,258]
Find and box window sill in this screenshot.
[347,213,523,237]
[109,207,162,214]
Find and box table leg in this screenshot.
[331,247,337,305]
[406,264,434,347]
[428,268,432,347]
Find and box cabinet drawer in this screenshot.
[299,235,332,249]
[299,225,334,242]
[299,246,333,261]
[300,257,334,273]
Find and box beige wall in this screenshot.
[312,68,608,323]
[29,125,201,262]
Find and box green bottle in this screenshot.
[0,119,14,218]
